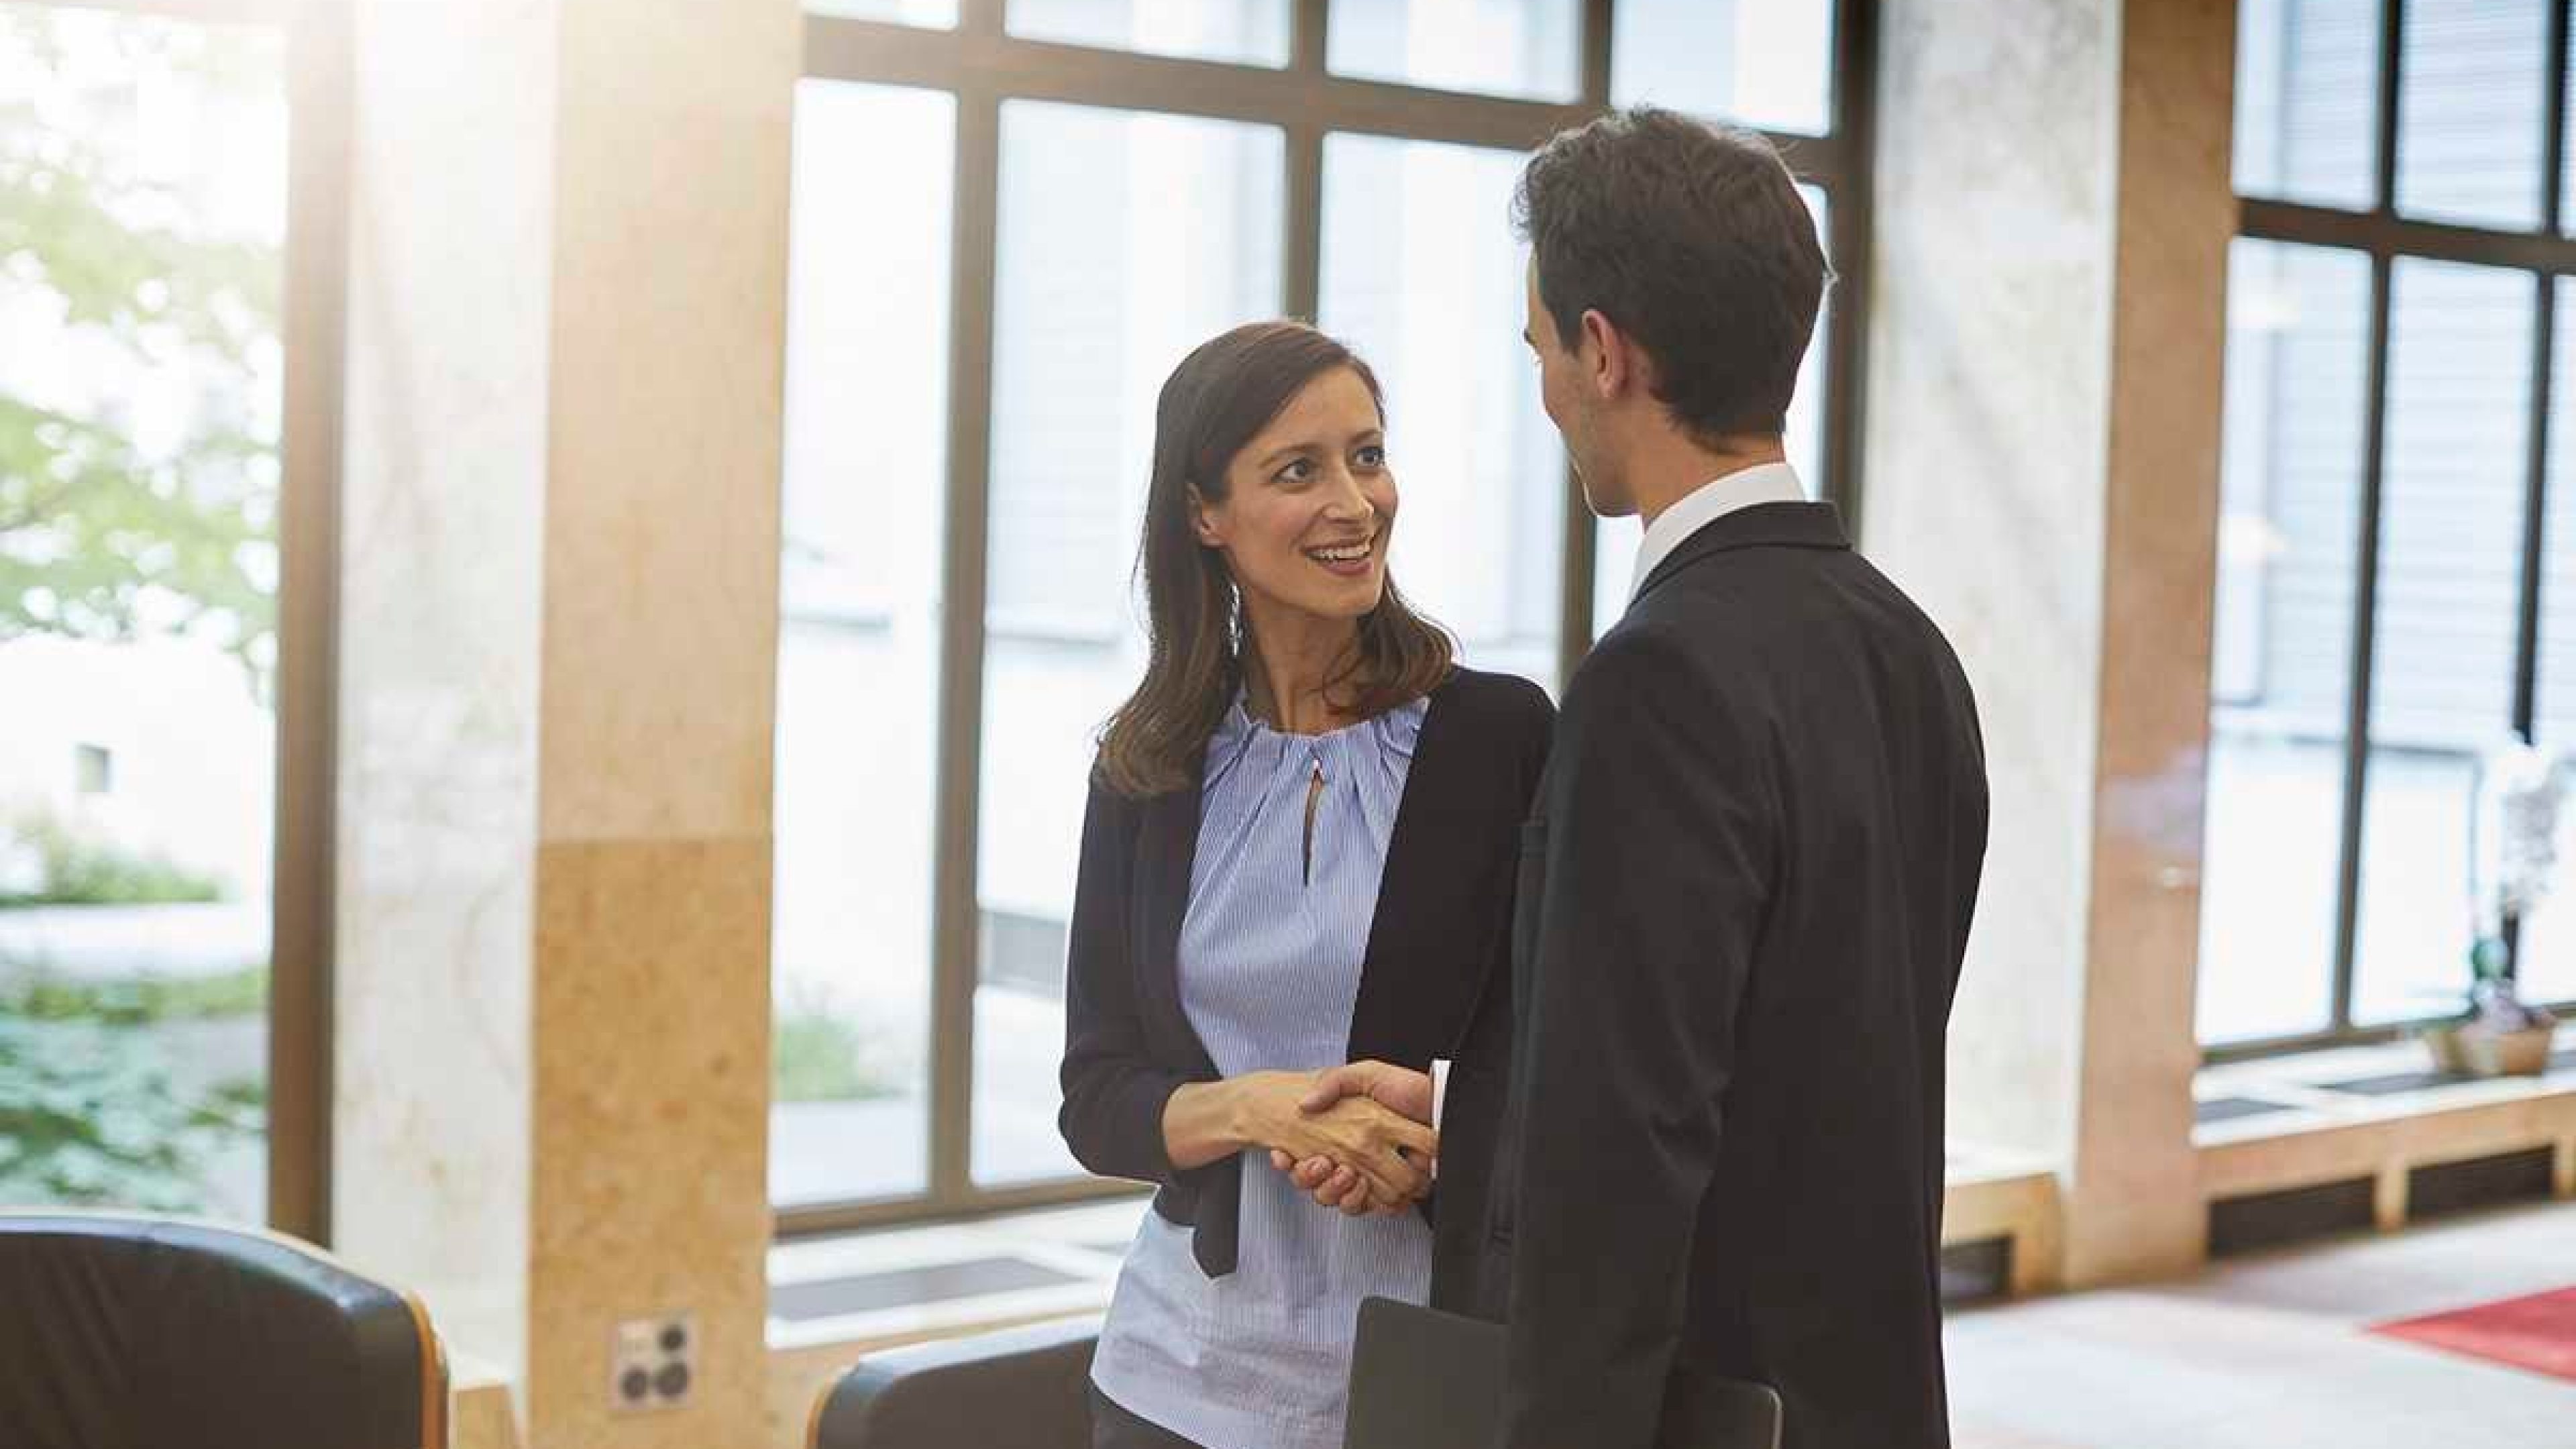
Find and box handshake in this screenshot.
[1252,1061,1440,1219]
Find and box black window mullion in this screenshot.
[2311,0,2409,1036]
[1284,2,1326,323]
[2504,0,2568,982]
[2328,252,2398,1034]
[2515,283,2556,748]
[1292,0,1326,73]
[2506,274,2553,985]
[1580,0,1613,107]
[1285,126,1323,320]
[2546,0,2571,236]
[1285,0,1326,321]
[2375,0,2403,220]
[2517,0,2571,743]
[927,87,1002,1211]
[1555,0,1614,680]
[1822,0,1879,523]
[270,0,354,1245]
[2241,199,2576,275]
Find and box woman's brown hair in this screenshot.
[1095,321,1454,798]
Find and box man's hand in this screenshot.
[1301,1059,1436,1123]
[1264,1061,1437,1216]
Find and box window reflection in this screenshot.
[0,5,288,1220]
[2351,260,2535,1026]
[1322,134,1564,689]
[770,81,956,1208]
[1610,0,1834,136]
[1328,0,1580,103]
[2195,241,2374,1046]
[974,102,1285,1187]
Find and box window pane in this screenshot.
[2195,241,2373,1046]
[2518,278,2576,1005]
[1321,135,1562,687]
[975,103,1283,1187]
[1590,185,1831,639]
[2352,260,2536,1026]
[1609,0,1833,136]
[0,6,286,1219]
[1010,0,1290,66]
[2233,0,2383,210]
[1328,0,1580,103]
[769,83,953,1210]
[808,0,959,24]
[2396,0,2548,230]
[2565,50,2576,239]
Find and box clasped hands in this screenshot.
[1252,1061,1438,1219]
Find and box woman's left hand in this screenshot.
[1268,1148,1403,1216]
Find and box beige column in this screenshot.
[332,1,796,1443]
[1865,0,2237,1286]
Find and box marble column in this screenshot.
[331,1,796,1443]
[1864,0,2237,1286]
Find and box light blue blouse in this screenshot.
[1089,693,1436,1449]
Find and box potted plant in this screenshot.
[2423,743,2569,1078]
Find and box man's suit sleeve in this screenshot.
[1499,623,1778,1449]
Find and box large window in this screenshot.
[772,0,1876,1228]
[2202,0,2576,1053]
[0,0,338,1236]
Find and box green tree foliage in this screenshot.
[0,9,283,698]
[0,810,225,906]
[0,1015,261,1212]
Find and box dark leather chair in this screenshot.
[810,1314,1099,1449]
[0,1212,447,1449]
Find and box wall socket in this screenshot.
[608,1312,695,1413]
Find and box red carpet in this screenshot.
[2373,1286,2576,1382]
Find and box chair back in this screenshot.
[0,1212,446,1449]
[810,1315,1099,1449]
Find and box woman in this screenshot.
[1059,320,1552,1449]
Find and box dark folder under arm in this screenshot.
[1342,1297,1784,1449]
[1344,1297,1509,1449]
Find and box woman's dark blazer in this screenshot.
[1056,665,1554,1279]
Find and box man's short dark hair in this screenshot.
[1513,107,1830,441]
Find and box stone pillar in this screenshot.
[332,0,796,1442]
[1864,0,2236,1286]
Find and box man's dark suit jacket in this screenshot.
[1057,666,1552,1278]
[1432,500,1989,1449]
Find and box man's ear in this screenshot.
[1185,484,1224,547]
[1579,308,1642,401]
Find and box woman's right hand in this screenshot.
[1233,1071,1437,1209]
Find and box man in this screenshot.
[1294,109,1988,1449]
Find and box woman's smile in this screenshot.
[1304,532,1379,578]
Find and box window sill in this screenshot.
[767,1197,1136,1352]
[2196,1026,2576,1217]
[2196,1025,2576,1145]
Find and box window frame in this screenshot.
[2208,0,2576,1062]
[782,0,1880,1235]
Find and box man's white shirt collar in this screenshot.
[1629,462,1807,601]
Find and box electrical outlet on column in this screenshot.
[609,1312,694,1413]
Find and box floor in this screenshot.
[1946,1201,2576,1449]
